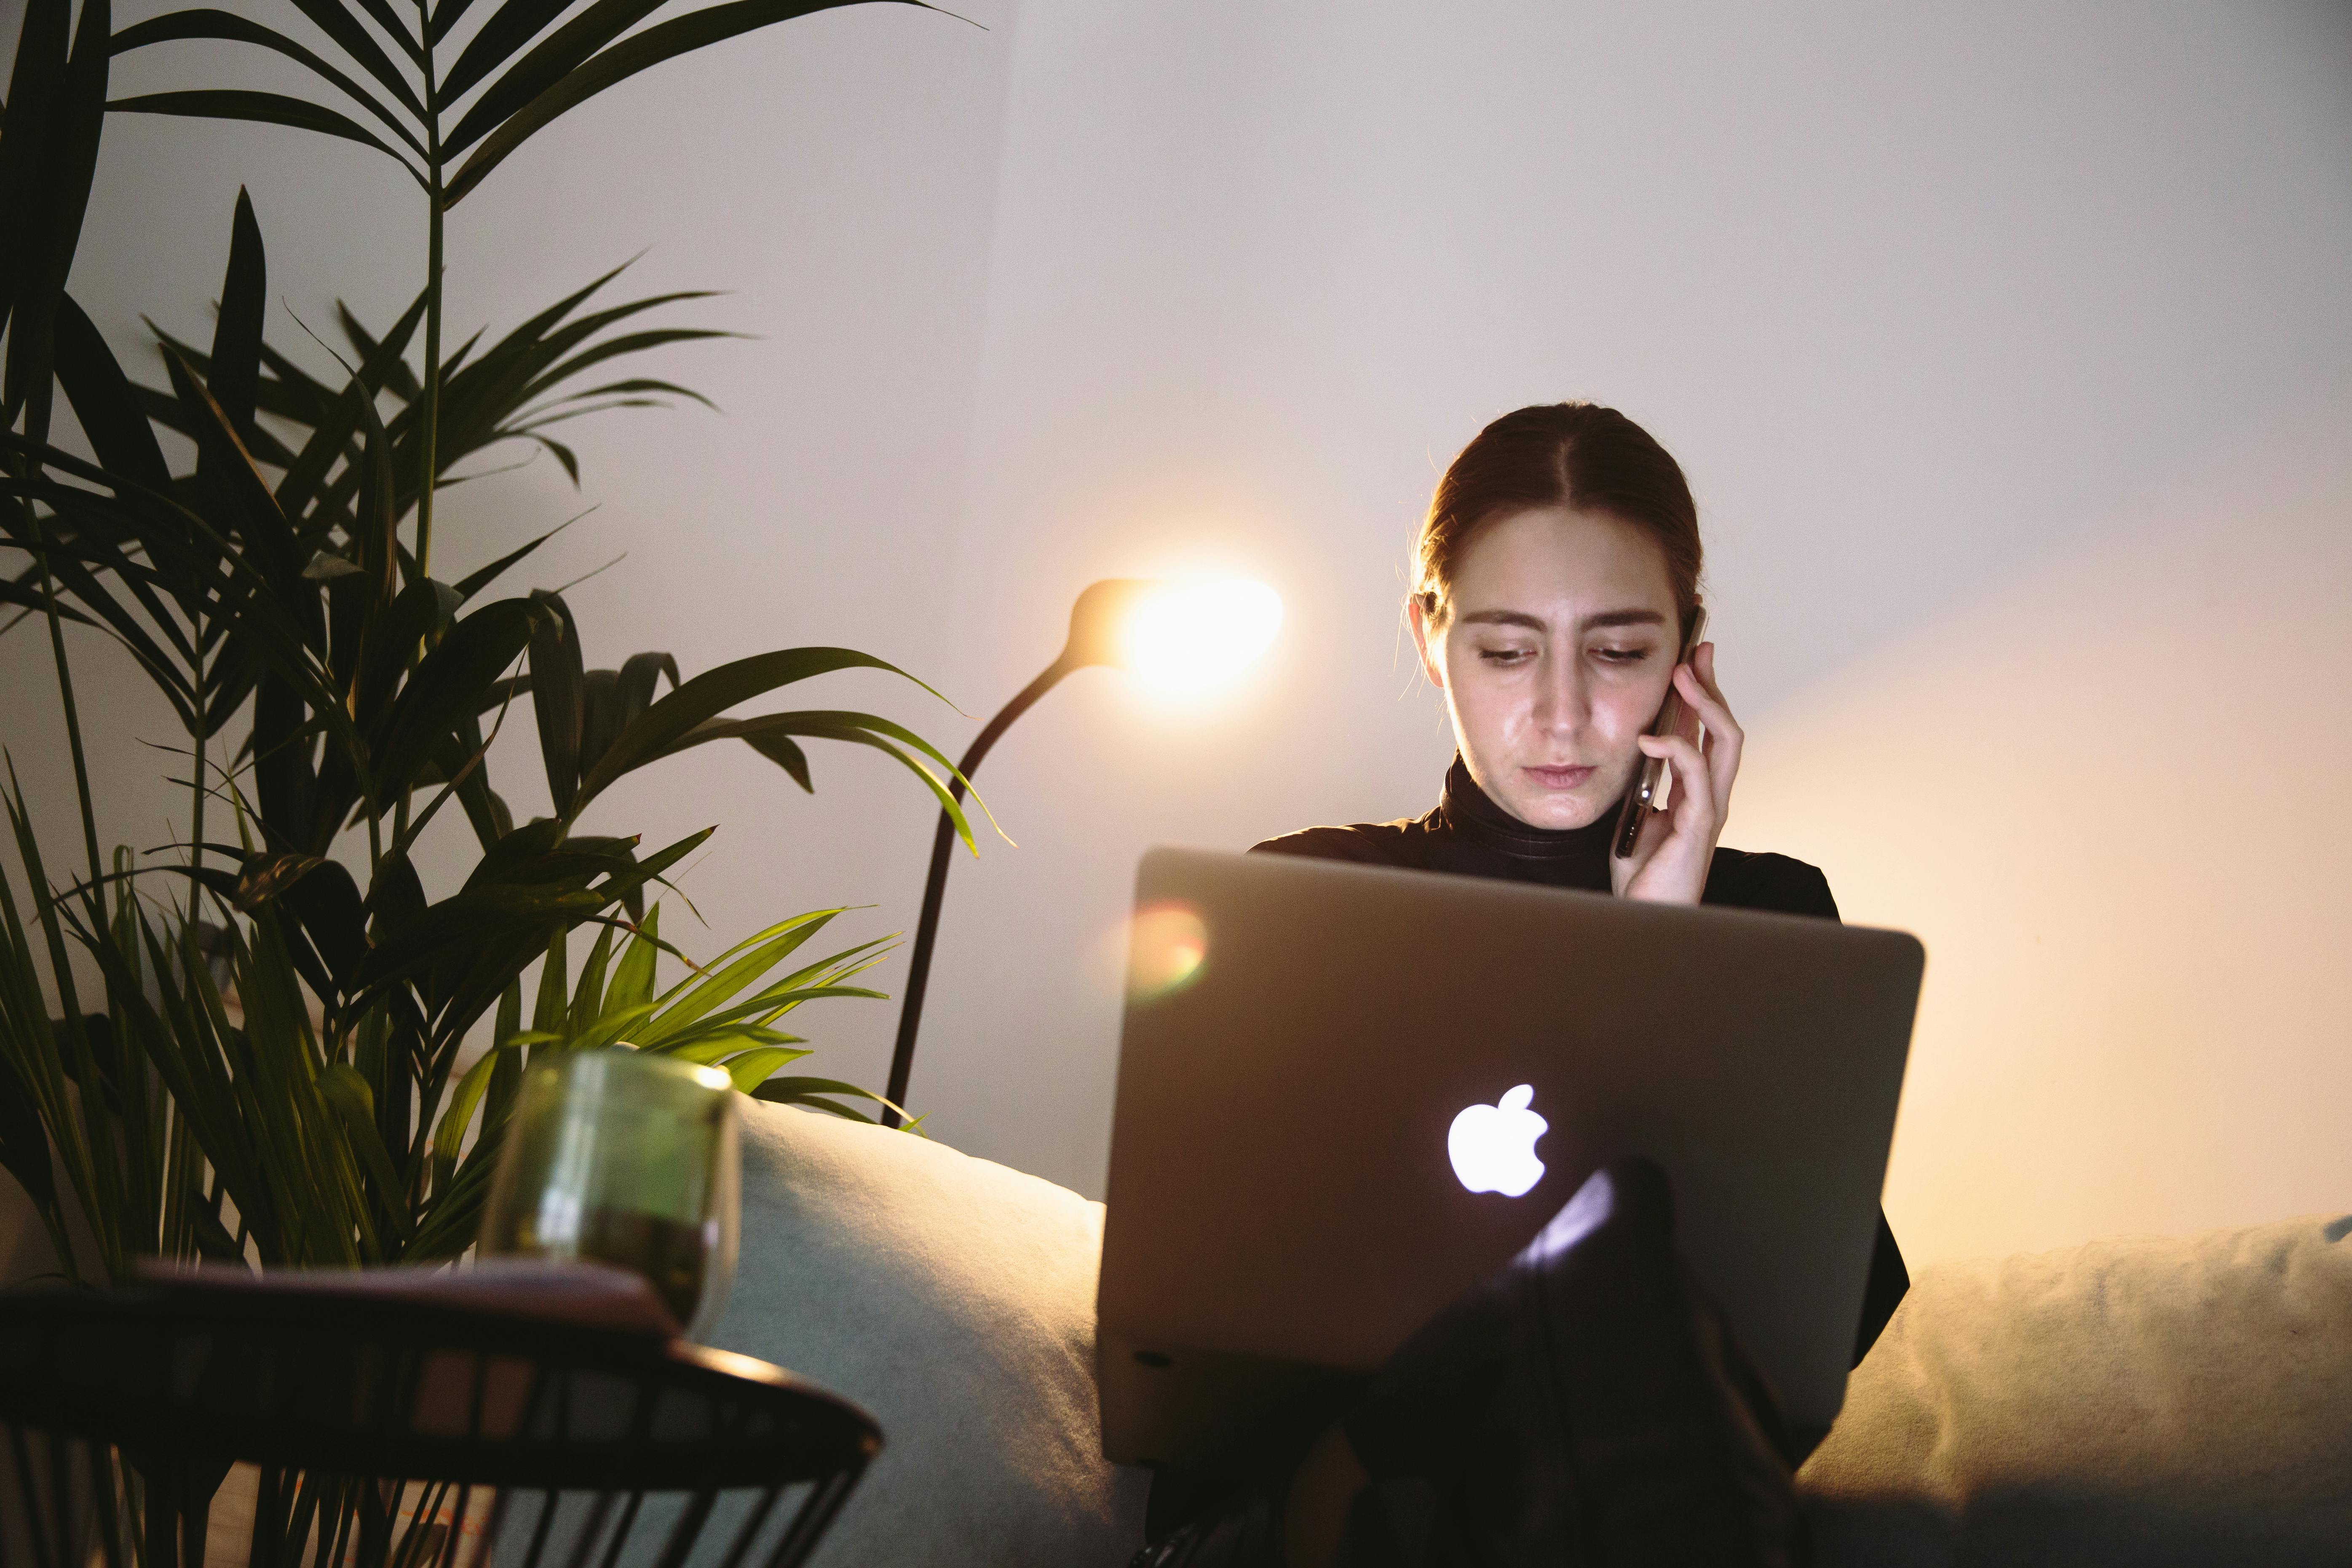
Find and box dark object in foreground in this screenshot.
[0,1268,880,1568]
[1138,1159,1801,1567]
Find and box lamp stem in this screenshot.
[882,653,1080,1127]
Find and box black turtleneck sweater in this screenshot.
[1251,757,1909,1369]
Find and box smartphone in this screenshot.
[1611,605,1708,860]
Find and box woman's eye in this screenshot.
[1477,647,1535,666]
[1592,645,1652,666]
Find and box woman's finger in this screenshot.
[1692,640,1728,705]
[1675,650,1741,748]
[1637,730,1717,840]
[1613,753,1682,896]
[1680,643,1743,816]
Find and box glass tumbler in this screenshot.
[476,1049,741,1338]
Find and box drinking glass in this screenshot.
[476,1049,741,1338]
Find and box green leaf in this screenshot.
[230,850,324,911]
[429,1035,527,1193]
[344,327,402,610]
[279,0,429,116]
[372,597,547,804]
[677,709,987,850]
[524,432,579,484]
[349,880,604,1000]
[742,728,811,790]
[318,1063,412,1239]
[444,0,912,205]
[750,1076,916,1129]
[613,649,679,738]
[203,188,268,454]
[442,0,644,108]
[157,341,302,586]
[3,492,201,727]
[452,517,575,602]
[567,920,615,1036]
[568,999,656,1052]
[431,0,487,45]
[275,290,428,525]
[109,10,428,158]
[441,0,663,155]
[510,326,737,407]
[2,0,77,375]
[650,1025,806,1058]
[717,1045,809,1092]
[335,301,423,403]
[679,983,887,1034]
[605,904,660,1013]
[3,0,109,442]
[108,92,424,183]
[635,910,838,1045]
[51,294,170,490]
[528,590,585,813]
[531,925,569,1044]
[571,648,950,817]
[523,376,718,416]
[348,578,460,762]
[278,858,366,996]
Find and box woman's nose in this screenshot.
[1531,653,1589,736]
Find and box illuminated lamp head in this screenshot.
[1060,578,1284,694]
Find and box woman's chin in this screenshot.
[1498,784,1608,832]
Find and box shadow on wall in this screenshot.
[1731,394,2352,1266]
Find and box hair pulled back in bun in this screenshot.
[1413,402,1702,635]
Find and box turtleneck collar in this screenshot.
[1436,755,1620,880]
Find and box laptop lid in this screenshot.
[1096,846,1922,1467]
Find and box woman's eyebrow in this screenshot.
[1455,607,1664,631]
[1581,608,1666,630]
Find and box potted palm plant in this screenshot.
[2,5,978,1548]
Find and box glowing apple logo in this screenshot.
[1447,1084,1547,1197]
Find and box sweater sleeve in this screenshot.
[1702,848,1841,920]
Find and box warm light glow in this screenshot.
[1118,579,1283,694]
[1124,900,1210,1003]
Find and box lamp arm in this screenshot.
[880,653,1081,1127]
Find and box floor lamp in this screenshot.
[880,576,1282,1128]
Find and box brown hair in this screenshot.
[1411,402,1702,634]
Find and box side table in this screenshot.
[0,1268,880,1568]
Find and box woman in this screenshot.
[1137,403,1907,1568]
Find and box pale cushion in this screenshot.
[717,1101,2351,1566]
[706,1102,1151,1566]
[1801,1212,2352,1565]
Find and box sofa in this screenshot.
[709,1099,2352,1566]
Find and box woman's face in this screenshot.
[1410,506,1681,831]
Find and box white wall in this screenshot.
[5,0,2348,1273]
[914,0,2352,1264]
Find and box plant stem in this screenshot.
[187,594,206,920]
[399,0,446,857]
[416,0,444,587]
[26,506,107,906]
[417,195,444,582]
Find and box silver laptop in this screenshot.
[1096,846,1923,1468]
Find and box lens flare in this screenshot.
[1118,579,1283,694]
[1124,900,1210,1003]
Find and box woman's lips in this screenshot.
[1522,764,1596,790]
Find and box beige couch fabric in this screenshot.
[722,1101,2349,1565]
[709,1101,1151,1566]
[1801,1212,2352,1565]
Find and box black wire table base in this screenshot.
[0,1280,880,1568]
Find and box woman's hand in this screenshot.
[1609,640,1742,905]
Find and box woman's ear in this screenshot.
[1407,595,1446,690]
